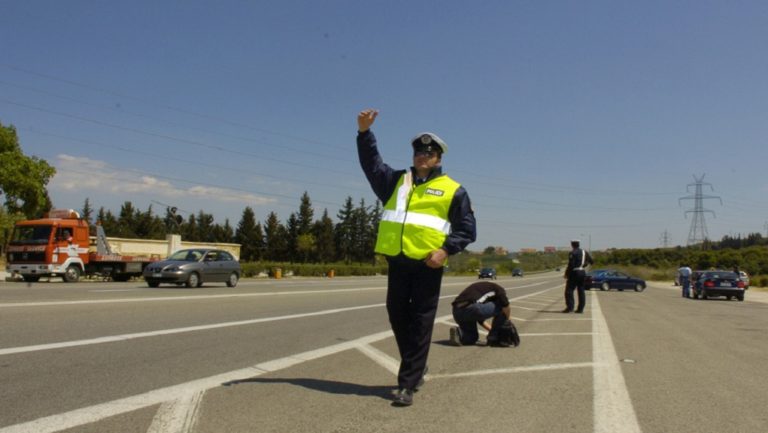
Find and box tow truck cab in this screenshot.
[6,209,91,282]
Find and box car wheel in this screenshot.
[226,272,239,288]
[737,294,744,301]
[601,282,610,291]
[186,272,200,288]
[22,275,40,283]
[635,283,645,292]
[701,290,708,300]
[64,265,81,283]
[147,280,160,288]
[726,295,733,301]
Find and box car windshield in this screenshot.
[10,225,53,245]
[167,250,204,261]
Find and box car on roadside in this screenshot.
[478,267,497,280]
[512,268,524,277]
[738,271,750,288]
[585,269,646,292]
[692,270,746,301]
[143,248,241,288]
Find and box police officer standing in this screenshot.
[563,239,593,313]
[357,109,476,406]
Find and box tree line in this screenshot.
[81,193,381,264]
[594,233,768,276]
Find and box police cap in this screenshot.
[411,132,448,154]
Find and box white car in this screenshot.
[739,271,750,288]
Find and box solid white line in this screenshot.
[355,344,400,376]
[591,291,642,433]
[0,287,387,308]
[510,316,591,322]
[0,330,394,433]
[427,362,594,379]
[521,332,594,337]
[0,302,384,356]
[0,287,561,433]
[146,390,204,433]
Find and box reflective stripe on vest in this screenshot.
[375,172,460,259]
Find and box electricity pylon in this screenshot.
[679,174,722,245]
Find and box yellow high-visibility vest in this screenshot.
[375,171,460,260]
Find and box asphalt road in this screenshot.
[1,273,767,433]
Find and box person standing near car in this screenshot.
[563,239,593,313]
[678,263,692,298]
[449,281,511,346]
[357,108,476,406]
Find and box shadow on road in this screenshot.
[221,377,393,400]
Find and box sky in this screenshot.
[1,0,767,252]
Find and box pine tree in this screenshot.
[236,207,260,261]
[314,209,336,263]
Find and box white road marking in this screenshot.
[0,302,385,356]
[510,315,591,322]
[0,330,394,433]
[146,390,204,433]
[89,289,145,292]
[355,344,400,376]
[591,291,642,433]
[0,285,565,433]
[0,280,550,309]
[427,362,594,379]
[0,287,387,308]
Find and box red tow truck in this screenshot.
[5,209,158,282]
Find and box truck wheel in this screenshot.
[226,272,239,288]
[186,272,200,288]
[64,265,81,283]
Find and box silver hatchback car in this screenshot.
[143,248,241,288]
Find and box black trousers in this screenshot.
[385,255,443,390]
[564,270,587,312]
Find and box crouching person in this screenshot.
[449,281,517,347]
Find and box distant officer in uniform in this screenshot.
[357,108,476,406]
[563,239,593,313]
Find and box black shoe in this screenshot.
[575,310,584,314]
[392,388,414,406]
[414,365,428,391]
[561,308,573,313]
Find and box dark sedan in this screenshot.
[586,269,646,292]
[478,268,497,279]
[693,270,746,301]
[143,248,241,288]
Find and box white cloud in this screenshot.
[49,154,275,206]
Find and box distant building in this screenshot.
[494,246,508,255]
[519,248,538,253]
[543,246,556,253]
